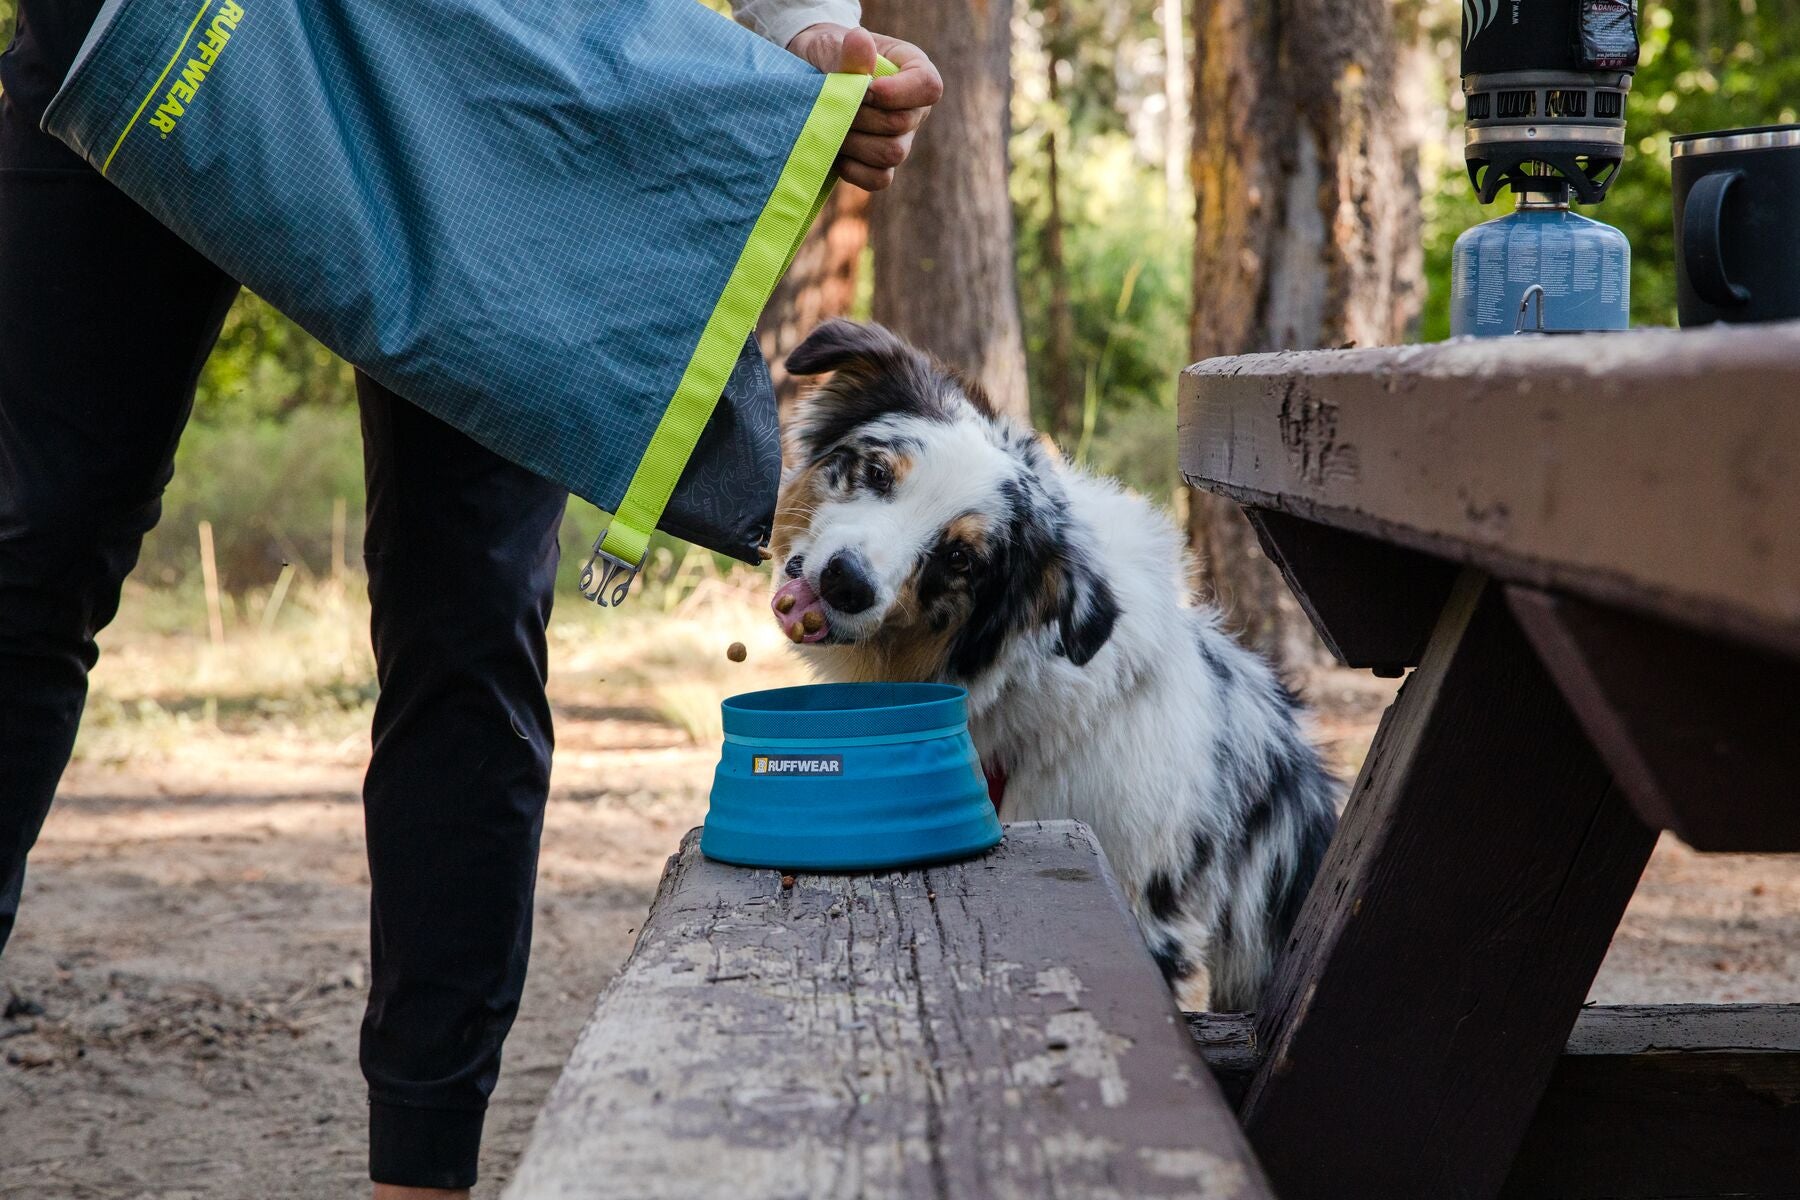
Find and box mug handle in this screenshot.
[1682,169,1750,307]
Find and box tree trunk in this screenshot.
[1160,0,1191,223]
[758,186,870,420]
[1185,0,1423,669]
[1041,0,1078,441]
[862,0,1030,422]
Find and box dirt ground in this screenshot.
[2,618,1797,1198]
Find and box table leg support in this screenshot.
[1240,570,1657,1200]
[1507,586,1800,852]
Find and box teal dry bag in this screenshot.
[43,0,878,603]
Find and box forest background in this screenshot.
[3,0,1794,665]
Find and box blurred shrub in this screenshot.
[132,291,361,590]
[1009,0,1194,503]
[1012,134,1191,501]
[195,292,357,421]
[139,405,365,590]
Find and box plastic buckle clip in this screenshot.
[578,536,639,608]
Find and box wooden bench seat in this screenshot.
[1190,1005,1800,1200]
[504,821,1270,1200]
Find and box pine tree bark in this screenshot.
[1042,0,1078,441]
[1185,0,1423,668]
[861,0,1030,421]
[757,186,870,420]
[1160,0,1191,222]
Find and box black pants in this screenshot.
[0,2,568,1188]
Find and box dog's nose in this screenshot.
[819,551,876,614]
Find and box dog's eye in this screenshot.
[945,545,971,574]
[863,460,893,496]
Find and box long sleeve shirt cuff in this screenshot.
[734,0,863,53]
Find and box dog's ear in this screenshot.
[952,369,999,418]
[786,319,915,377]
[1052,545,1119,667]
[785,320,950,462]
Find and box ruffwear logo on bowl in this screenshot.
[753,754,844,776]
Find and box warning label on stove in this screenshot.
[1580,0,1640,71]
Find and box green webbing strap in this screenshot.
[779,56,900,280]
[580,56,898,607]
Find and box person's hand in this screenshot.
[786,24,943,191]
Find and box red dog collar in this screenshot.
[983,761,1007,812]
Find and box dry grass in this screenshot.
[83,554,1395,768]
[78,555,810,765]
[549,556,811,744]
[76,579,376,765]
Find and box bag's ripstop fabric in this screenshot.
[43,0,869,574]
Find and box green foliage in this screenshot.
[1423,0,1800,337]
[196,291,356,421]
[139,404,365,591]
[128,292,358,590]
[1012,0,1192,500]
[1011,135,1192,497]
[25,0,1794,593]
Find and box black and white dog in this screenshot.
[768,319,1339,1011]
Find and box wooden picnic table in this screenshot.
[1178,321,1800,1200]
[503,322,1800,1200]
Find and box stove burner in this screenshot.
[1462,1,1639,203]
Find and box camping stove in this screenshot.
[1463,0,1639,204]
[1452,0,1640,336]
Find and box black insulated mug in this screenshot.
[1672,125,1800,327]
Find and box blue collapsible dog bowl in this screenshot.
[701,683,1003,871]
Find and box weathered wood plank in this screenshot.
[1184,1012,1260,1108]
[1189,1005,1800,1200]
[1238,571,1658,1200]
[505,821,1271,1200]
[1177,322,1800,658]
[1245,509,1459,675]
[1559,1003,1800,1054]
[1509,586,1800,852]
[1504,1004,1800,1200]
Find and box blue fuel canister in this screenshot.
[1451,186,1631,336]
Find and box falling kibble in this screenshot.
[781,874,796,890]
[727,642,747,663]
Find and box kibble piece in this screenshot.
[787,625,804,644]
[780,874,796,890]
[775,594,796,614]
[726,642,747,663]
[801,611,823,634]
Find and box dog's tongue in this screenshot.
[772,576,830,644]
